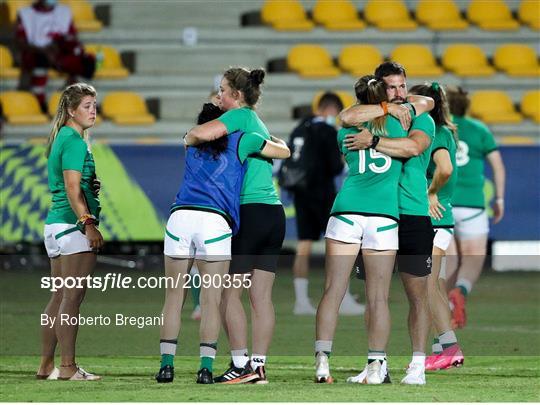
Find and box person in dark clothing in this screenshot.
[290,92,364,315]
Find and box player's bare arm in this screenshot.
[428,149,453,220]
[486,150,506,224]
[184,119,228,146]
[339,96,433,130]
[344,129,431,158]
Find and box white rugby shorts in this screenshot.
[325,214,398,251]
[164,209,232,261]
[453,207,489,239]
[44,223,93,258]
[433,227,454,251]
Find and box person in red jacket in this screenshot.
[15,0,95,110]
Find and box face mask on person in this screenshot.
[325,115,337,127]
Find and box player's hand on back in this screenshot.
[388,103,411,130]
[428,192,445,220]
[344,128,372,151]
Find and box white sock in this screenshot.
[432,341,443,354]
[315,340,332,356]
[368,350,386,363]
[200,343,217,359]
[231,349,249,368]
[160,340,177,356]
[456,278,472,295]
[294,278,310,303]
[439,330,458,347]
[411,352,426,366]
[250,354,266,370]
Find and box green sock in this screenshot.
[200,356,214,372]
[458,285,469,297]
[161,354,174,368]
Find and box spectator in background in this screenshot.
[283,92,364,316]
[15,0,96,111]
[444,86,506,329]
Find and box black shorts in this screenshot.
[397,214,434,277]
[355,215,434,280]
[293,190,334,241]
[230,203,286,274]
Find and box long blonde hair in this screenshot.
[46,83,97,157]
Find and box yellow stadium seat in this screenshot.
[0,91,48,125]
[338,45,383,77]
[47,91,102,124]
[261,0,314,31]
[467,0,519,30]
[60,0,102,32]
[442,44,495,77]
[312,0,365,30]
[102,92,155,125]
[364,0,417,30]
[5,0,31,25]
[311,90,355,114]
[416,0,468,30]
[0,45,20,79]
[499,136,535,145]
[84,44,130,79]
[493,44,540,77]
[390,44,443,77]
[521,90,540,123]
[287,44,341,78]
[518,0,540,30]
[469,91,522,124]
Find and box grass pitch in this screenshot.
[1,264,539,402]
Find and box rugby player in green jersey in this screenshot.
[40,83,103,381]
[444,86,506,329]
[409,83,464,371]
[340,62,436,385]
[186,67,290,385]
[314,74,434,385]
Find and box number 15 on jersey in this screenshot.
[358,149,392,174]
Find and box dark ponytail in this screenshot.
[249,69,265,86]
[194,103,228,159]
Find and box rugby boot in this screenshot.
[155,365,174,383]
[425,344,464,371]
[196,368,213,384]
[213,362,258,384]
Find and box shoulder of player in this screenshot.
[463,116,491,133]
[57,126,84,144]
[413,112,435,124]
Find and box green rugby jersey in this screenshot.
[427,125,458,227]
[331,116,407,221]
[398,113,436,217]
[218,107,281,205]
[45,126,100,224]
[451,116,498,208]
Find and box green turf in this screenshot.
[1,266,539,401]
